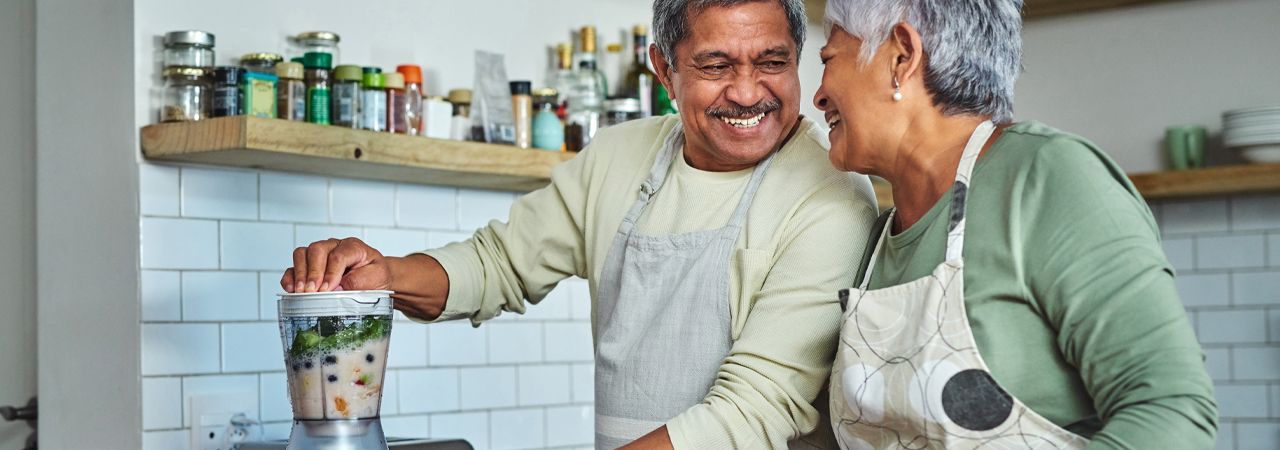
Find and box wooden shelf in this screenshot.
[140,116,575,192]
[1129,163,1280,200]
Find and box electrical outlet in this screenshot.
[189,393,256,450]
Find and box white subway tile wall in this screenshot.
[1155,193,1280,449]
[138,164,1280,448]
[139,163,594,448]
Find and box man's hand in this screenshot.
[282,237,391,293]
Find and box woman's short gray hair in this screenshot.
[825,0,1024,123]
[653,0,807,64]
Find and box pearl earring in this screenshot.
[892,76,903,102]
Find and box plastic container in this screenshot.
[396,65,424,135]
[360,68,387,132]
[276,62,307,122]
[163,30,215,68]
[332,65,362,128]
[210,66,243,117]
[384,72,407,134]
[277,290,393,449]
[161,67,209,122]
[447,89,472,141]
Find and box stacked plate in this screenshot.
[1223,105,1280,163]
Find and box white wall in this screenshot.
[0,0,37,447]
[36,0,142,448]
[1016,0,1280,172]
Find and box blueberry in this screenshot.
[291,364,300,372]
[303,361,313,370]
[365,354,375,363]
[324,355,337,365]
[327,374,338,383]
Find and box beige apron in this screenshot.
[829,121,1089,449]
[593,123,777,449]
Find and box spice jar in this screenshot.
[331,65,362,128]
[163,30,215,68]
[509,81,533,149]
[604,98,641,127]
[210,66,243,117]
[161,67,209,122]
[292,31,340,63]
[360,68,387,132]
[240,52,283,74]
[303,52,332,125]
[384,72,407,134]
[447,89,472,141]
[276,62,306,122]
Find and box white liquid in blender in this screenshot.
[284,318,390,420]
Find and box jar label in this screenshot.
[244,78,277,118]
[308,87,331,125]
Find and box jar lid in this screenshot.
[211,66,243,84]
[606,43,623,53]
[532,88,558,97]
[396,65,423,84]
[362,66,382,74]
[241,52,284,64]
[634,25,648,35]
[605,98,641,113]
[509,81,532,96]
[295,31,340,44]
[276,62,305,80]
[303,52,333,70]
[334,65,363,81]
[162,66,207,77]
[164,30,215,47]
[383,72,405,89]
[447,89,472,104]
[277,290,393,318]
[362,70,385,88]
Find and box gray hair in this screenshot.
[825,0,1024,123]
[653,0,807,65]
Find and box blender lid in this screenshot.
[278,290,394,317]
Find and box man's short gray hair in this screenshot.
[825,0,1024,123]
[653,0,807,64]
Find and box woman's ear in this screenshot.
[888,22,925,86]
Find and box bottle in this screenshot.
[602,42,625,98]
[509,81,533,149]
[396,65,425,135]
[447,89,472,141]
[276,62,306,122]
[566,26,608,148]
[531,88,564,151]
[360,68,387,132]
[547,43,574,119]
[210,66,243,117]
[384,72,407,134]
[331,65,362,128]
[302,52,332,125]
[575,26,609,99]
[620,25,655,117]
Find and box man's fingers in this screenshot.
[291,247,307,293]
[322,242,365,292]
[281,268,296,293]
[304,239,339,292]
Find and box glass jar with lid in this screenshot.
[161,67,210,122]
[291,31,340,63]
[603,98,641,127]
[239,52,284,74]
[163,30,215,68]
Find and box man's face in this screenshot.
[654,1,802,172]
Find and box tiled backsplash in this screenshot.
[138,163,594,450]
[137,161,1280,449]
[1151,193,1280,450]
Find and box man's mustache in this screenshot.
[706,99,781,118]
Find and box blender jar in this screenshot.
[278,290,394,450]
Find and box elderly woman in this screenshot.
[813,0,1217,448]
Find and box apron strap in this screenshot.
[945,120,994,262]
[618,122,687,234]
[724,149,778,230]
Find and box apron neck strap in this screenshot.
[858,120,995,288]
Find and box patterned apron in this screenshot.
[829,121,1090,449]
[593,123,777,449]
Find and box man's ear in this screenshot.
[649,44,675,99]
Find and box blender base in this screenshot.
[287,418,387,450]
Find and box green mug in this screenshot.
[1166,125,1206,170]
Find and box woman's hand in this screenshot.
[282,237,391,293]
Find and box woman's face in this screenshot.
[813,26,900,174]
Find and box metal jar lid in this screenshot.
[164,30,215,47]
[447,89,472,105]
[162,66,207,78]
[605,98,641,113]
[240,52,284,64]
[295,31,340,44]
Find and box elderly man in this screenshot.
[283,0,877,448]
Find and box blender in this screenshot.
[278,290,395,450]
